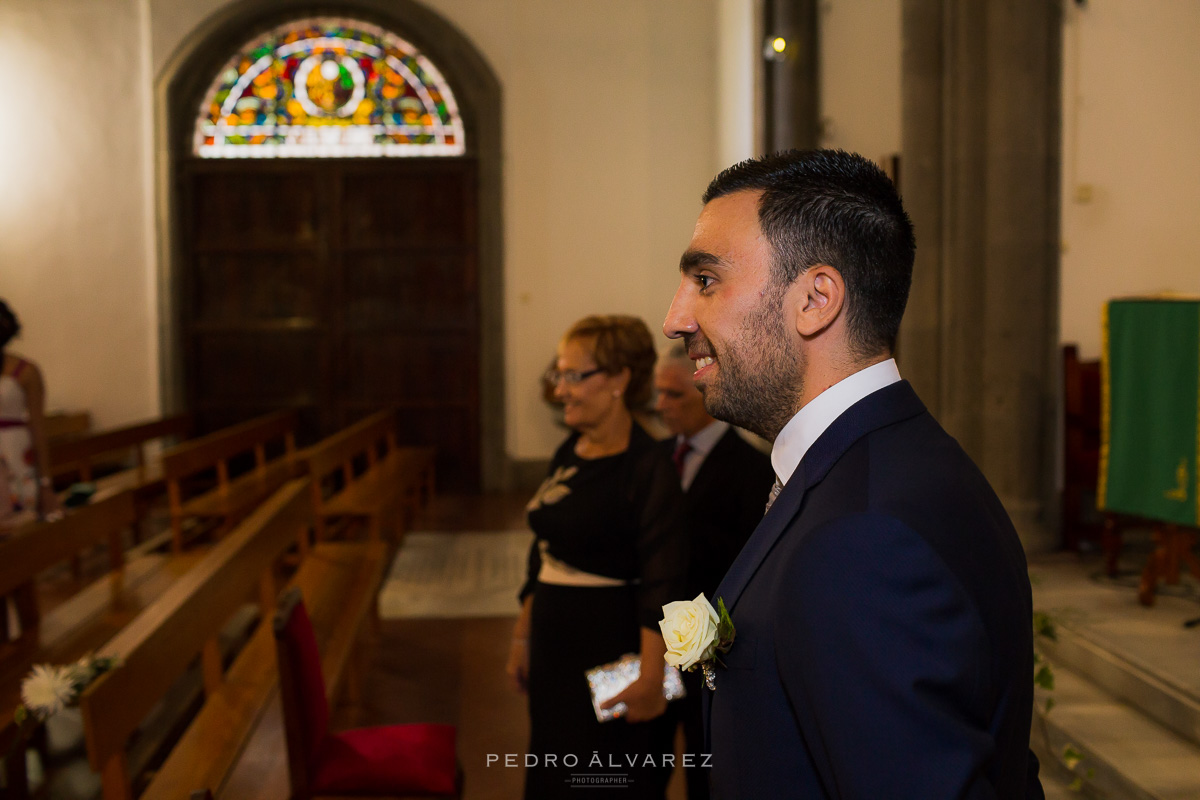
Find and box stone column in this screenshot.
[898,0,1062,553]
[763,0,819,151]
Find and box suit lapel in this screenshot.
[713,381,926,612]
[712,463,808,611]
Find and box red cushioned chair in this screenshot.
[273,588,462,799]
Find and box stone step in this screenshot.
[1039,759,1092,800]
[1033,660,1200,800]
[1038,620,1200,748]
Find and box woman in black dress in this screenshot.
[507,315,686,799]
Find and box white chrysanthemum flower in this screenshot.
[21,664,75,718]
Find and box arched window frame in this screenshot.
[193,17,467,158]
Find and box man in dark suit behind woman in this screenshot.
[654,344,773,800]
[663,149,1044,798]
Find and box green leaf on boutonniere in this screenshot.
[715,597,736,653]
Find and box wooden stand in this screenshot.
[1136,523,1200,607]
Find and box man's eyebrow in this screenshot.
[679,249,722,273]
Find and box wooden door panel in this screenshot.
[338,166,475,246]
[342,249,477,330]
[341,333,477,405]
[193,331,323,404]
[192,170,319,245]
[183,158,482,489]
[192,253,320,322]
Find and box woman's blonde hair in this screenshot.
[563,315,657,410]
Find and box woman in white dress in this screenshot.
[0,300,55,522]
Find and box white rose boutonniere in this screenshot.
[659,593,736,690]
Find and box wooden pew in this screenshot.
[0,493,209,793]
[162,410,299,552]
[79,478,388,800]
[0,493,133,648]
[49,414,192,500]
[304,409,436,542]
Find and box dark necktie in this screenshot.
[672,439,692,477]
[764,476,783,515]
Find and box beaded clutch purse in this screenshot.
[585,653,686,723]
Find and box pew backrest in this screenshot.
[161,410,297,484]
[78,479,311,798]
[50,414,193,480]
[0,492,135,600]
[304,409,397,486]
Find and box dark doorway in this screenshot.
[178,157,481,490]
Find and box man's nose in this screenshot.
[663,281,696,340]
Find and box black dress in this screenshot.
[520,424,686,799]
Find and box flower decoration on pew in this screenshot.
[5,654,123,764]
[15,654,122,722]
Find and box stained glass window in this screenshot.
[194,18,466,158]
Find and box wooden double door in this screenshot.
[179,158,480,489]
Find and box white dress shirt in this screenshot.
[771,359,901,486]
[676,419,729,491]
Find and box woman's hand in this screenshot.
[598,625,670,721]
[506,636,530,694]
[600,671,667,723]
[507,596,534,694]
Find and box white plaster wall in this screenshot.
[817,0,902,161]
[0,0,158,427]
[1059,0,1200,359]
[152,0,718,461]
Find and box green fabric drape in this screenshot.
[1100,298,1200,526]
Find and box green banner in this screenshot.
[1099,299,1200,526]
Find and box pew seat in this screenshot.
[142,541,386,800]
[179,457,299,522]
[79,479,388,800]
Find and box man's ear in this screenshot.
[793,265,846,337]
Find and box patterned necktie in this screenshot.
[764,476,783,515]
[672,439,692,477]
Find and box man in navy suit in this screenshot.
[662,149,1043,799]
[655,344,774,800]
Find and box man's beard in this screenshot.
[688,285,803,442]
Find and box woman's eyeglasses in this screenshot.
[544,367,604,386]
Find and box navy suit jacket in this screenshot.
[705,381,1043,799]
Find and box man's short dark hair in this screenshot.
[703,149,916,357]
